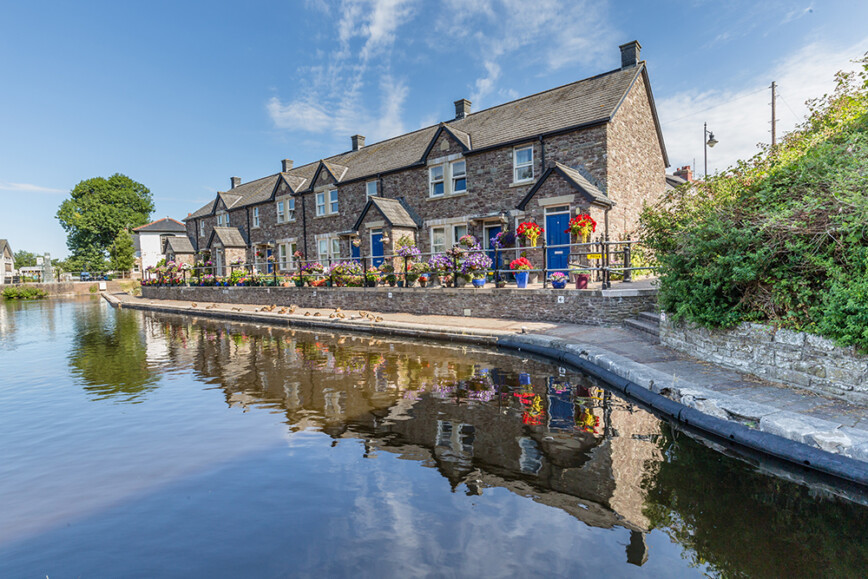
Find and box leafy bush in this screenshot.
[3,286,48,300]
[641,56,868,349]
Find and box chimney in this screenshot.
[282,159,293,172]
[454,98,471,119]
[351,135,365,151]
[230,176,241,189]
[674,165,693,182]
[619,40,641,69]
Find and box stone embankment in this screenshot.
[140,284,658,326]
[661,316,868,403]
[106,291,868,491]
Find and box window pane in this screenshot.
[515,166,533,181]
[430,165,443,181]
[454,178,466,192]
[432,182,444,196]
[515,147,532,165]
[288,198,295,210]
[329,190,338,202]
[452,160,466,177]
[318,240,328,256]
[332,239,341,256]
[366,181,377,196]
[453,225,467,243]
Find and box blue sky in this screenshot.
[2,0,867,258]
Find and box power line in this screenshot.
[660,86,767,126]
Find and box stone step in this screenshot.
[638,311,661,325]
[624,317,660,338]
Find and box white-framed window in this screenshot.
[453,224,468,244]
[452,160,466,194]
[329,189,339,214]
[276,198,295,223]
[429,165,445,197]
[366,181,377,197]
[278,241,298,270]
[216,212,227,226]
[317,236,342,261]
[316,193,326,216]
[514,145,534,183]
[431,227,447,254]
[199,221,205,237]
[252,207,260,228]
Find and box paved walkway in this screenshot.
[108,291,868,464]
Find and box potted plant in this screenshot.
[567,214,597,243]
[549,271,568,289]
[461,247,492,288]
[510,257,533,288]
[516,222,543,248]
[365,267,380,287]
[572,268,592,289]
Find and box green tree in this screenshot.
[13,250,37,269]
[109,229,135,275]
[56,174,153,271]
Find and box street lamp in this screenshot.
[704,122,718,177]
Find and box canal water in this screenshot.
[1,297,867,578]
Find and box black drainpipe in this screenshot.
[539,135,546,171]
[301,193,308,257]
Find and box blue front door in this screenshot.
[266,248,273,273]
[351,243,360,261]
[371,232,384,267]
[545,212,570,273]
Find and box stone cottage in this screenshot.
[0,239,14,284]
[183,41,668,274]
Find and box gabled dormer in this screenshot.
[420,123,471,163]
[310,159,348,190]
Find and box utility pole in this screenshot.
[770,81,777,148]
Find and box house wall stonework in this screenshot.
[606,74,666,237]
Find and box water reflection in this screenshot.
[140,312,868,576]
[68,305,158,401]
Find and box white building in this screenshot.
[133,218,187,273]
[0,240,14,284]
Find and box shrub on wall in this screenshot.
[641,56,868,350]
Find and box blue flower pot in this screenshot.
[515,271,529,288]
[472,278,486,288]
[552,280,566,289]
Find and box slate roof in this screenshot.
[133,217,186,233]
[353,197,422,231]
[209,227,247,248]
[665,174,687,190]
[164,236,195,254]
[518,163,614,210]
[185,63,663,219]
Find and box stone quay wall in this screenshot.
[660,315,868,401]
[142,285,657,327]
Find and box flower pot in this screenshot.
[472,278,486,288]
[397,281,404,288]
[515,271,529,288]
[552,280,566,289]
[419,278,428,288]
[294,281,304,288]
[495,281,506,289]
[455,276,467,288]
[529,272,538,284]
[575,274,590,289]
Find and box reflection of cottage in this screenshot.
[184,41,668,272]
[0,240,15,284]
[133,217,187,274]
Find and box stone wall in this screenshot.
[660,316,868,401]
[142,285,657,326]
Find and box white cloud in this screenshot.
[440,0,618,107]
[658,38,868,177]
[268,0,417,144]
[0,182,65,194]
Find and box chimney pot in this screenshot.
[454,98,471,119]
[351,134,365,151]
[282,159,293,172]
[230,176,241,189]
[619,40,642,69]
[674,165,693,182]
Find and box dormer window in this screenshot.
[252,207,260,228]
[199,221,205,237]
[329,189,339,214]
[217,212,228,226]
[452,160,466,193]
[276,197,295,223]
[316,190,339,216]
[513,145,534,183]
[366,181,377,197]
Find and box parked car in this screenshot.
[80,272,92,282]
